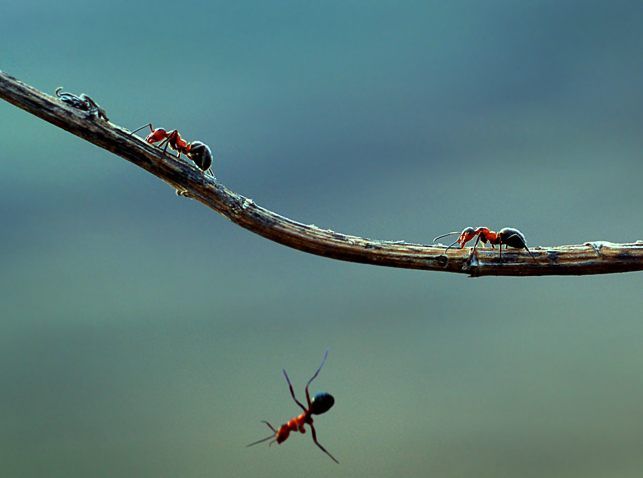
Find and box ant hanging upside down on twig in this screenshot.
[130,123,215,180]
[247,350,339,464]
[434,226,537,262]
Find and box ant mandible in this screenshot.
[433,226,537,261]
[247,350,338,464]
[130,123,214,178]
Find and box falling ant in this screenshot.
[433,226,537,261]
[55,87,108,121]
[130,123,215,178]
[247,350,338,464]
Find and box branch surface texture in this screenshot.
[1,70,641,277]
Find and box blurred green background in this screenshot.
[2,1,643,477]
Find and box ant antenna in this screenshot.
[443,239,461,253]
[129,123,154,136]
[246,434,275,447]
[247,421,277,447]
[432,231,460,243]
[434,231,463,252]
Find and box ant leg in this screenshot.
[282,369,307,412]
[130,123,154,136]
[433,232,460,244]
[154,136,174,156]
[523,245,537,261]
[305,350,329,406]
[472,234,481,252]
[165,130,184,157]
[161,138,171,154]
[310,424,339,463]
[469,234,482,261]
[502,233,537,262]
[160,130,178,156]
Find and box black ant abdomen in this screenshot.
[497,227,528,250]
[309,392,335,415]
[187,141,214,174]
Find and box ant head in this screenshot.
[434,227,479,251]
[188,141,213,172]
[145,128,168,143]
[457,226,477,246]
[310,392,335,415]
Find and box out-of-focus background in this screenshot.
[2,1,643,477]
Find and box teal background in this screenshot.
[2,1,643,477]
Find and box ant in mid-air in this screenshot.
[247,350,338,464]
[434,226,537,261]
[130,123,214,178]
[55,87,109,121]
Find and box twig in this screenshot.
[1,70,641,277]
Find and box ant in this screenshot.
[130,123,214,178]
[433,226,537,261]
[247,350,338,464]
[55,87,108,121]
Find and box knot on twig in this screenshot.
[435,255,448,268]
[228,194,256,217]
[176,189,193,198]
[585,241,605,257]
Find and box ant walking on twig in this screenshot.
[55,87,108,121]
[247,350,339,464]
[130,123,214,178]
[434,226,537,261]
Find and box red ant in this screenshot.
[130,123,214,178]
[433,226,537,261]
[247,350,338,464]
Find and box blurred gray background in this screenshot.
[2,1,643,477]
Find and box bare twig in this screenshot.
[1,70,641,277]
